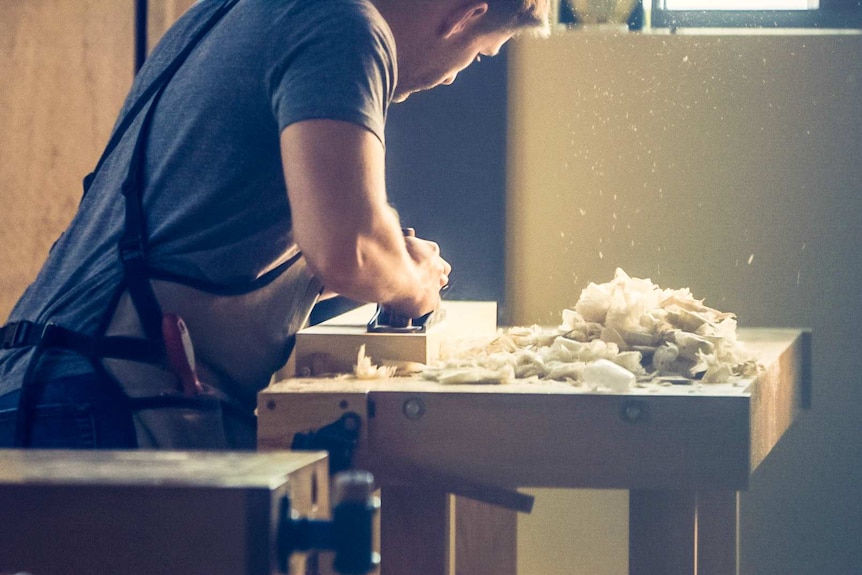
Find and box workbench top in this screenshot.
[0,449,327,488]
[259,328,810,490]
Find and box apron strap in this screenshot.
[113,0,240,341]
[4,0,243,447]
[1,320,161,363]
[82,0,241,197]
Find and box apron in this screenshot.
[0,0,322,449]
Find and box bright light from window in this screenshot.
[662,0,818,9]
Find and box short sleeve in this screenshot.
[266,1,396,145]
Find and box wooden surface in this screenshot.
[629,489,739,575]
[381,487,451,575]
[261,328,809,491]
[0,449,329,575]
[259,327,809,575]
[0,448,327,486]
[0,0,135,321]
[378,489,517,575]
[292,301,497,376]
[454,497,517,575]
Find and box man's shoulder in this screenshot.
[273,0,391,41]
[244,0,386,27]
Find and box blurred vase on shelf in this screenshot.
[562,0,641,27]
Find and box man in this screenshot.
[0,0,549,449]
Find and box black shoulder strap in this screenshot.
[106,0,240,341]
[82,0,241,197]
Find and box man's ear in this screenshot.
[441,2,489,39]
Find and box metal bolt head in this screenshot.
[620,400,646,423]
[402,397,426,420]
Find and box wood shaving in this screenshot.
[424,268,761,387]
[354,344,397,380]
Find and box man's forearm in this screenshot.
[281,119,446,317]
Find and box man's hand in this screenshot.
[403,233,450,301]
[280,119,450,317]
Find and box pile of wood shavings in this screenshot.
[422,268,760,387]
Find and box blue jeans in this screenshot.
[0,372,137,449]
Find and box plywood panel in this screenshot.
[0,0,134,320]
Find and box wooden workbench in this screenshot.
[258,328,810,575]
[0,449,329,575]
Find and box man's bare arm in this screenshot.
[280,119,449,317]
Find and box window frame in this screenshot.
[650,0,862,29]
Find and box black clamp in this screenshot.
[291,412,362,475]
[277,469,380,574]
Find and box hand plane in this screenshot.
[366,227,447,333]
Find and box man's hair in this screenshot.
[482,0,551,36]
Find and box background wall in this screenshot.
[509,29,862,575]
[385,54,510,317]
[0,0,193,322]
[0,0,134,321]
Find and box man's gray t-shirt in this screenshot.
[0,0,397,393]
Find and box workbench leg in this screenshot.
[378,488,518,575]
[380,486,450,575]
[629,489,739,575]
[696,491,740,575]
[630,489,695,574]
[454,496,517,575]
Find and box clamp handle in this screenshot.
[277,470,380,574]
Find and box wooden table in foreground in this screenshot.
[258,328,811,575]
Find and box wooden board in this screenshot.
[259,328,810,491]
[291,301,497,376]
[378,488,517,575]
[0,449,329,575]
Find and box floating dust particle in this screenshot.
[747,254,754,265]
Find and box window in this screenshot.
[651,0,862,29]
[663,0,817,9]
